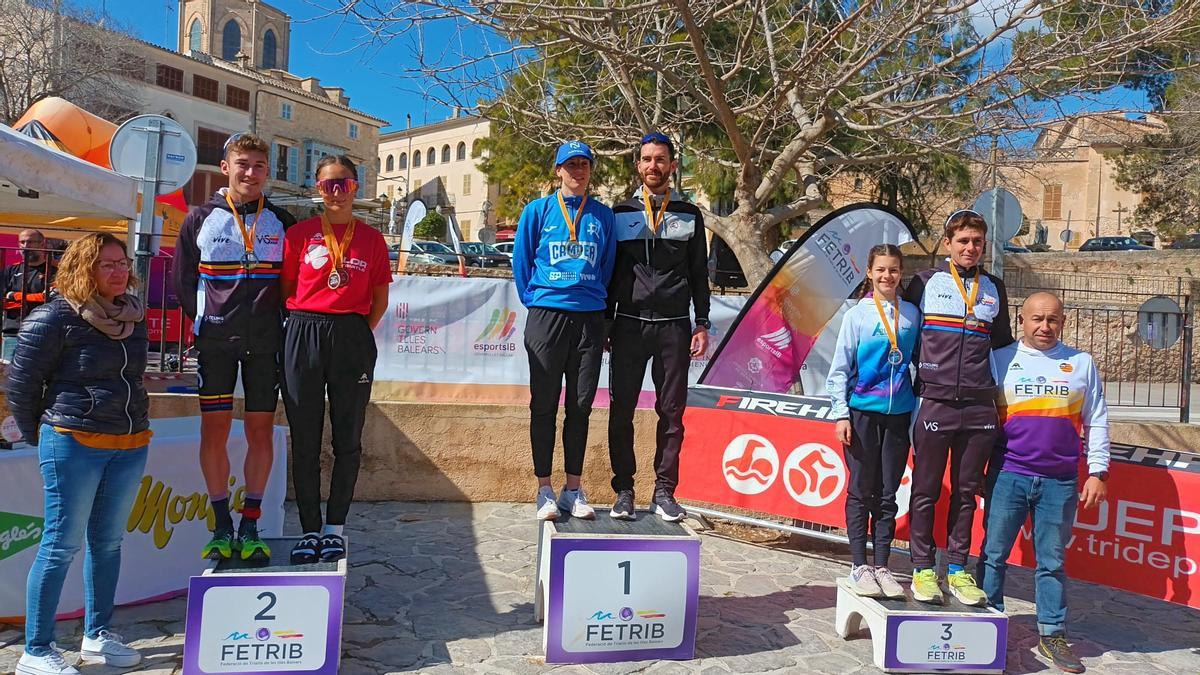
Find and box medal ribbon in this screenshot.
[320,213,356,277]
[224,191,264,261]
[948,263,981,320]
[872,294,900,358]
[642,190,671,236]
[555,191,588,242]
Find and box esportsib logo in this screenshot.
[754,326,793,358]
[474,308,518,356]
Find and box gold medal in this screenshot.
[948,264,981,328]
[224,191,264,269]
[555,191,588,242]
[642,189,670,236]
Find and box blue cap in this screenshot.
[554,140,594,167]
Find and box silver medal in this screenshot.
[888,348,903,366]
[241,251,259,268]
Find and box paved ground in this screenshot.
[1,501,1197,674]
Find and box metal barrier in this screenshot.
[0,245,192,376]
[1006,276,1194,422]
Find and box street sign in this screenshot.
[1137,296,1183,349]
[109,115,197,194]
[972,188,1022,241]
[1059,229,1073,243]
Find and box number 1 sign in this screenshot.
[543,534,700,663]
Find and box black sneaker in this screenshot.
[1038,633,1085,673]
[318,534,346,562]
[651,494,686,522]
[610,490,636,520]
[290,533,320,564]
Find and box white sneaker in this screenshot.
[849,564,883,597]
[874,566,906,599]
[557,487,596,519]
[536,486,560,521]
[80,630,140,668]
[17,644,79,675]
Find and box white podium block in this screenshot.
[836,578,1007,673]
[534,510,700,663]
[183,537,347,674]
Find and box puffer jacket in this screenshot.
[6,297,150,444]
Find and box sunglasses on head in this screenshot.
[316,178,359,196]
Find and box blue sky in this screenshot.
[83,1,1152,140]
[83,0,463,132]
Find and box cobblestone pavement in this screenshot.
[1,501,1197,674]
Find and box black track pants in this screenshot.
[607,317,692,496]
[844,409,911,567]
[524,307,605,478]
[282,311,378,533]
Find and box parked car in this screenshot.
[406,240,460,266]
[1168,233,1200,250]
[493,242,515,258]
[460,242,512,268]
[1078,236,1154,252]
[769,238,798,263]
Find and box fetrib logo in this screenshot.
[722,434,779,495]
[782,443,846,507]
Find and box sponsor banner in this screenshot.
[372,276,746,406]
[146,307,194,344]
[676,386,1200,610]
[0,417,288,621]
[701,203,915,394]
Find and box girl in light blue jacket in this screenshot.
[825,244,919,598]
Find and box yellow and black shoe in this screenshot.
[201,529,235,560]
[238,521,271,563]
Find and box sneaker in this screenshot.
[873,567,906,599]
[318,534,346,562]
[849,564,883,597]
[536,486,559,521]
[1038,633,1085,673]
[80,630,140,668]
[947,570,989,606]
[610,490,636,520]
[238,521,271,563]
[651,494,686,522]
[558,487,596,519]
[910,568,944,604]
[201,529,235,561]
[290,533,320,564]
[16,644,78,675]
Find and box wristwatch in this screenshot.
[694,318,711,330]
[1089,470,1109,482]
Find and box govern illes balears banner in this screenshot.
[700,203,916,394]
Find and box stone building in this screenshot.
[377,114,501,241]
[120,0,386,216]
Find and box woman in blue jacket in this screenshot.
[825,243,919,599]
[8,233,150,675]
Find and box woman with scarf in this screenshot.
[8,233,150,675]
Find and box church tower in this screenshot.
[178,0,291,71]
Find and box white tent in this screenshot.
[0,123,138,221]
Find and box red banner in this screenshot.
[677,386,1200,609]
[145,308,193,345]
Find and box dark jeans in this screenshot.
[282,311,378,533]
[845,409,911,567]
[524,307,605,478]
[978,470,1078,636]
[607,317,691,496]
[909,398,998,569]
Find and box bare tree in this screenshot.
[329,0,1200,284]
[0,0,143,126]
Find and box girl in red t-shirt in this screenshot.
[280,155,391,564]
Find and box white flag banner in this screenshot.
[372,276,745,406]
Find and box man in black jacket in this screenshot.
[2,229,55,336]
[606,132,710,522]
[173,133,294,563]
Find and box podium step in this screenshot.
[210,537,341,574]
[875,590,997,614]
[551,509,691,536]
